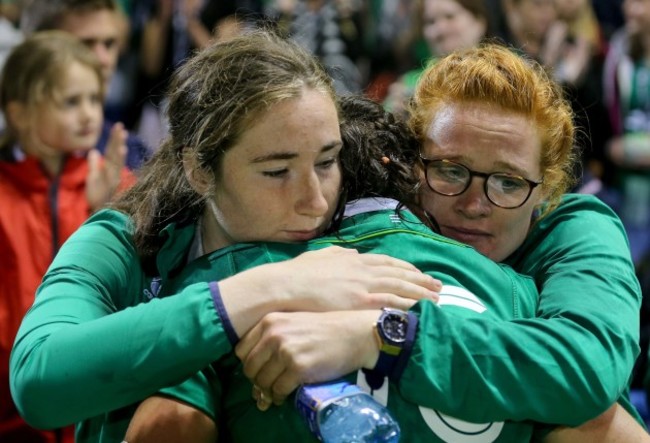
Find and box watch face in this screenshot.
[382,312,408,343]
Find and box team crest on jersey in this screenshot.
[143,277,162,300]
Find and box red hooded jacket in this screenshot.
[0,151,133,442]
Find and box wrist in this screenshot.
[263,261,305,311]
[364,308,418,388]
[218,264,288,337]
[361,310,382,370]
[208,281,239,346]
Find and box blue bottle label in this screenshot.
[295,381,364,441]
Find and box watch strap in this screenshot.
[364,311,419,389]
[392,311,419,380]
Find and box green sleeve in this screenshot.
[398,194,641,426]
[511,194,642,423]
[10,210,232,429]
[400,300,619,426]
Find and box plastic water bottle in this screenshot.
[295,380,401,443]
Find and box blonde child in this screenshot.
[0,30,132,443]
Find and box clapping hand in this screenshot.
[86,122,127,212]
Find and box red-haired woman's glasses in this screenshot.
[420,157,543,209]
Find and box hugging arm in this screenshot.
[233,302,642,428]
[9,212,232,429]
[234,199,641,426]
[395,197,641,425]
[9,212,439,430]
[126,198,644,433]
[219,246,440,338]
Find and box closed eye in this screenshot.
[262,168,288,178]
[316,157,338,170]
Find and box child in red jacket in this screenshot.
[0,30,133,443]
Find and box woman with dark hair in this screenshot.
[9,31,439,443]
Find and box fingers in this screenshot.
[370,293,418,311]
[239,340,272,386]
[234,320,263,364]
[363,269,441,304]
[105,122,128,169]
[86,149,101,185]
[86,123,128,211]
[266,372,298,405]
[235,320,277,385]
[251,385,272,411]
[252,382,289,410]
[302,247,442,304]
[236,315,313,408]
[326,247,443,296]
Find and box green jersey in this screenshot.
[506,194,645,434]
[10,195,641,442]
[505,193,643,427]
[159,199,539,442]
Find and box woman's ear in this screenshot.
[5,101,29,133]
[182,148,212,195]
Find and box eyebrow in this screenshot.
[439,154,530,177]
[250,141,342,163]
[490,161,530,177]
[81,37,117,46]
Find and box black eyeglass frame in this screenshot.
[419,156,543,209]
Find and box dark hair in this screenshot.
[111,30,336,273]
[331,94,438,233]
[338,95,421,203]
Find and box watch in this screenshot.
[364,308,412,390]
[373,308,409,372]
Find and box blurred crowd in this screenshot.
[0,0,640,206]
[0,0,639,197]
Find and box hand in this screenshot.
[219,246,440,337]
[86,122,127,211]
[235,310,381,407]
[267,246,441,311]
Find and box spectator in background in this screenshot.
[357,0,422,101]
[603,4,650,400]
[20,0,150,170]
[383,0,489,118]
[0,30,132,443]
[542,0,604,88]
[593,0,625,39]
[130,0,263,150]
[265,0,366,94]
[500,0,613,198]
[500,0,557,59]
[0,0,23,133]
[603,0,650,262]
[0,0,22,68]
